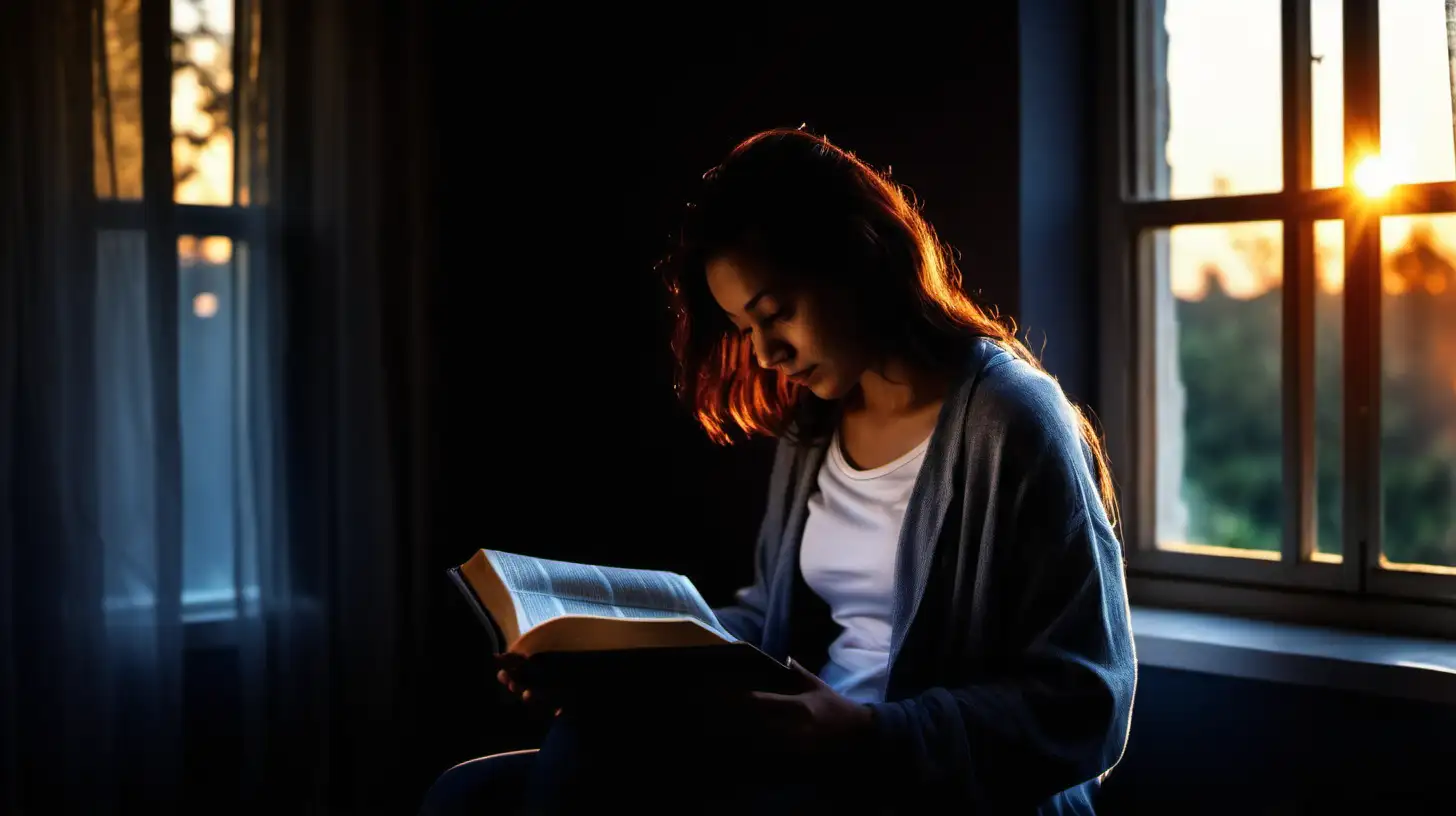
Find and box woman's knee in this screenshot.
[418,749,538,816]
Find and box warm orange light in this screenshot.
[200,235,232,264]
[1353,154,1394,198]
[1155,541,1281,561]
[193,292,219,318]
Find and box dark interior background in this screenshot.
[177,3,1454,811]
[442,6,1034,647]
[436,3,1039,791]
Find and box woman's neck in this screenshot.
[850,357,950,418]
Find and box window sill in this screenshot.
[178,597,320,650]
[185,616,241,649]
[1131,605,1456,706]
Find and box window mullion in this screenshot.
[1097,0,1140,554]
[1282,0,1315,571]
[1129,0,1164,556]
[1131,0,1167,200]
[1342,0,1381,593]
[174,205,262,240]
[141,0,183,624]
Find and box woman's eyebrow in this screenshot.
[738,289,772,316]
[723,288,774,321]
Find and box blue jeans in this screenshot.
[418,703,865,815]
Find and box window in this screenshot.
[94,0,266,621]
[1104,0,1456,625]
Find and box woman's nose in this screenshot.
[750,332,789,369]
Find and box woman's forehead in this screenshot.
[705,253,779,312]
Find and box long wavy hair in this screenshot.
[661,128,1118,528]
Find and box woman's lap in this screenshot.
[420,704,862,815]
[418,749,539,816]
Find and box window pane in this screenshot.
[1378,0,1456,185]
[1312,0,1344,189]
[92,0,144,199]
[1314,220,1344,560]
[97,231,155,613]
[1154,222,1284,557]
[1144,0,1282,199]
[1381,215,1456,570]
[173,0,235,205]
[179,236,238,606]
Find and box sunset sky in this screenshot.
[171,0,235,209]
[1165,0,1456,300]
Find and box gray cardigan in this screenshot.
[713,337,1137,814]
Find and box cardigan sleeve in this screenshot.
[866,373,1138,811]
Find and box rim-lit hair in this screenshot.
[661,128,1118,528]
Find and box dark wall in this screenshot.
[422,0,1110,765]
[1019,0,1095,403]
[444,8,1023,605]
[423,5,1027,762]
[1100,667,1456,813]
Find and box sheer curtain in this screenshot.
[2,0,443,811]
[0,2,181,812]
[255,0,442,808]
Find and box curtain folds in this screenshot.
[2,0,446,811]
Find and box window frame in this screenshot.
[103,0,265,234]
[96,0,265,623]
[1099,0,1456,635]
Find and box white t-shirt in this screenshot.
[798,428,932,703]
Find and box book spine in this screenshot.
[446,567,504,655]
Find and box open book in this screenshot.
[447,549,793,697]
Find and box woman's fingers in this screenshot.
[496,668,526,697]
[493,654,557,710]
[495,652,526,671]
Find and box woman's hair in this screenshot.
[661,128,1119,528]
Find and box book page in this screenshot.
[485,550,730,639]
[514,614,733,656]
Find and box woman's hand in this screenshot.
[494,653,560,715]
[739,658,876,759]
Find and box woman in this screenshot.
[421,129,1135,815]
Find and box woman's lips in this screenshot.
[788,365,817,384]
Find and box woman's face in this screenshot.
[706,251,867,400]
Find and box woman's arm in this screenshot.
[866,379,1137,811]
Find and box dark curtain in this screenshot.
[0,1,186,813]
[1,0,501,811]
[255,0,462,809]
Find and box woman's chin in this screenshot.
[807,377,850,401]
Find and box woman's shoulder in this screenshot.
[961,341,1084,461]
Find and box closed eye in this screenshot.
[736,309,787,339]
[760,310,789,328]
